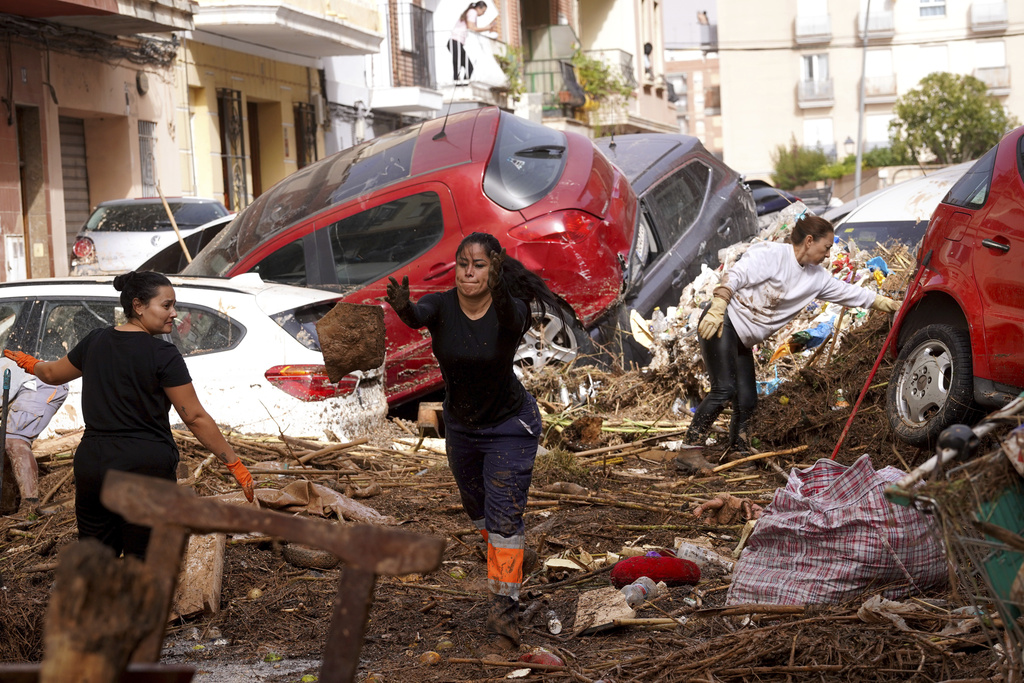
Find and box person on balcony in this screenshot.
[448,1,497,83]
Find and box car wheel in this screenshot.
[887,324,974,447]
[515,304,593,378]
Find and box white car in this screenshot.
[70,198,230,276]
[0,274,385,439]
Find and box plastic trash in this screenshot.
[674,541,735,574]
[649,307,668,338]
[546,609,563,635]
[620,576,660,608]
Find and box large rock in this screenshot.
[315,303,386,383]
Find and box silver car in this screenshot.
[70,197,229,276]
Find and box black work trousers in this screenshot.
[686,310,757,448]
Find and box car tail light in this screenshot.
[508,210,600,244]
[72,236,96,264]
[264,365,356,402]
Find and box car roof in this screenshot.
[0,274,341,316]
[593,134,705,196]
[829,163,973,228]
[95,197,225,207]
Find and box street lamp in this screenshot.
[844,136,855,157]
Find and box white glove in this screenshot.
[872,295,900,313]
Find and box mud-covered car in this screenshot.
[887,128,1024,446]
[183,108,755,405]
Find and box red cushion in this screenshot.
[610,555,701,588]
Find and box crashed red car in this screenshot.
[183,107,636,405]
[887,124,1024,446]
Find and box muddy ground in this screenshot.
[0,311,1017,682]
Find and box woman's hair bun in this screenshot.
[112,271,136,292]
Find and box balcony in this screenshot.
[192,0,383,59]
[700,23,718,51]
[584,49,638,88]
[794,14,831,45]
[0,0,195,34]
[797,78,834,108]
[805,143,837,162]
[857,9,894,40]
[974,65,1010,95]
[524,58,585,118]
[971,2,1009,32]
[863,74,897,103]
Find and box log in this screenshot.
[40,540,163,683]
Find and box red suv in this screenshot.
[887,125,1024,446]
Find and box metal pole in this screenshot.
[854,0,871,199]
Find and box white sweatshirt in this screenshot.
[720,241,876,348]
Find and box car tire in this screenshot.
[515,303,594,377]
[887,324,974,448]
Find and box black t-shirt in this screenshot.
[68,327,192,445]
[405,287,529,429]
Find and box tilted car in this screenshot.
[887,126,1024,446]
[0,275,384,439]
[182,107,756,405]
[70,197,229,276]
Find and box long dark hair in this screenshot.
[459,1,487,24]
[456,232,573,326]
[113,271,172,320]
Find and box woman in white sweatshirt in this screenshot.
[676,213,900,472]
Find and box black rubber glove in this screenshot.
[488,249,506,291]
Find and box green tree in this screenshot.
[890,72,1019,164]
[770,136,829,190]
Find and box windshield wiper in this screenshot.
[514,145,565,159]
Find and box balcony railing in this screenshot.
[858,9,895,39]
[798,78,834,107]
[805,143,837,162]
[523,58,585,117]
[394,3,435,89]
[584,49,638,88]
[971,2,1009,32]
[975,65,1010,93]
[795,14,831,44]
[700,23,718,51]
[863,74,897,100]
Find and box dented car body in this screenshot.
[183,107,756,405]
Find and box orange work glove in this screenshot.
[226,459,255,502]
[4,349,41,375]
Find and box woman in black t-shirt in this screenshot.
[4,271,254,558]
[386,232,570,652]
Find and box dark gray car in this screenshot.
[592,134,757,364]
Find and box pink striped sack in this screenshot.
[727,455,946,605]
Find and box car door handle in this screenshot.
[423,261,456,280]
[716,217,732,237]
[982,239,1010,253]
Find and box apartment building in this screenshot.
[0,0,192,279]
[717,0,1023,180]
[184,0,382,210]
[323,0,677,153]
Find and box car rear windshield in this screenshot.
[272,301,337,351]
[186,127,421,276]
[943,144,997,210]
[85,202,227,232]
[483,113,567,211]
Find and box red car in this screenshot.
[184,107,636,405]
[887,124,1024,446]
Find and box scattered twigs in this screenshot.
[296,438,369,464]
[39,468,75,507]
[711,445,809,473]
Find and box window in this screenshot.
[327,192,444,286]
[866,114,894,150]
[977,41,1006,68]
[484,113,568,211]
[0,302,24,350]
[920,0,945,17]
[170,304,243,356]
[251,239,309,286]
[803,117,835,158]
[642,162,710,246]
[397,0,414,52]
[945,144,996,209]
[139,121,157,196]
[38,300,120,360]
[802,54,829,82]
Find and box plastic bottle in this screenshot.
[546,610,562,635]
[675,541,735,574]
[620,576,659,608]
[832,389,849,410]
[649,307,667,337]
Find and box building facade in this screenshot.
[718,0,1022,180]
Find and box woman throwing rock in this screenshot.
[386,232,562,651]
[676,214,900,473]
[4,271,254,557]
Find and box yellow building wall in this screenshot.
[180,40,324,208]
